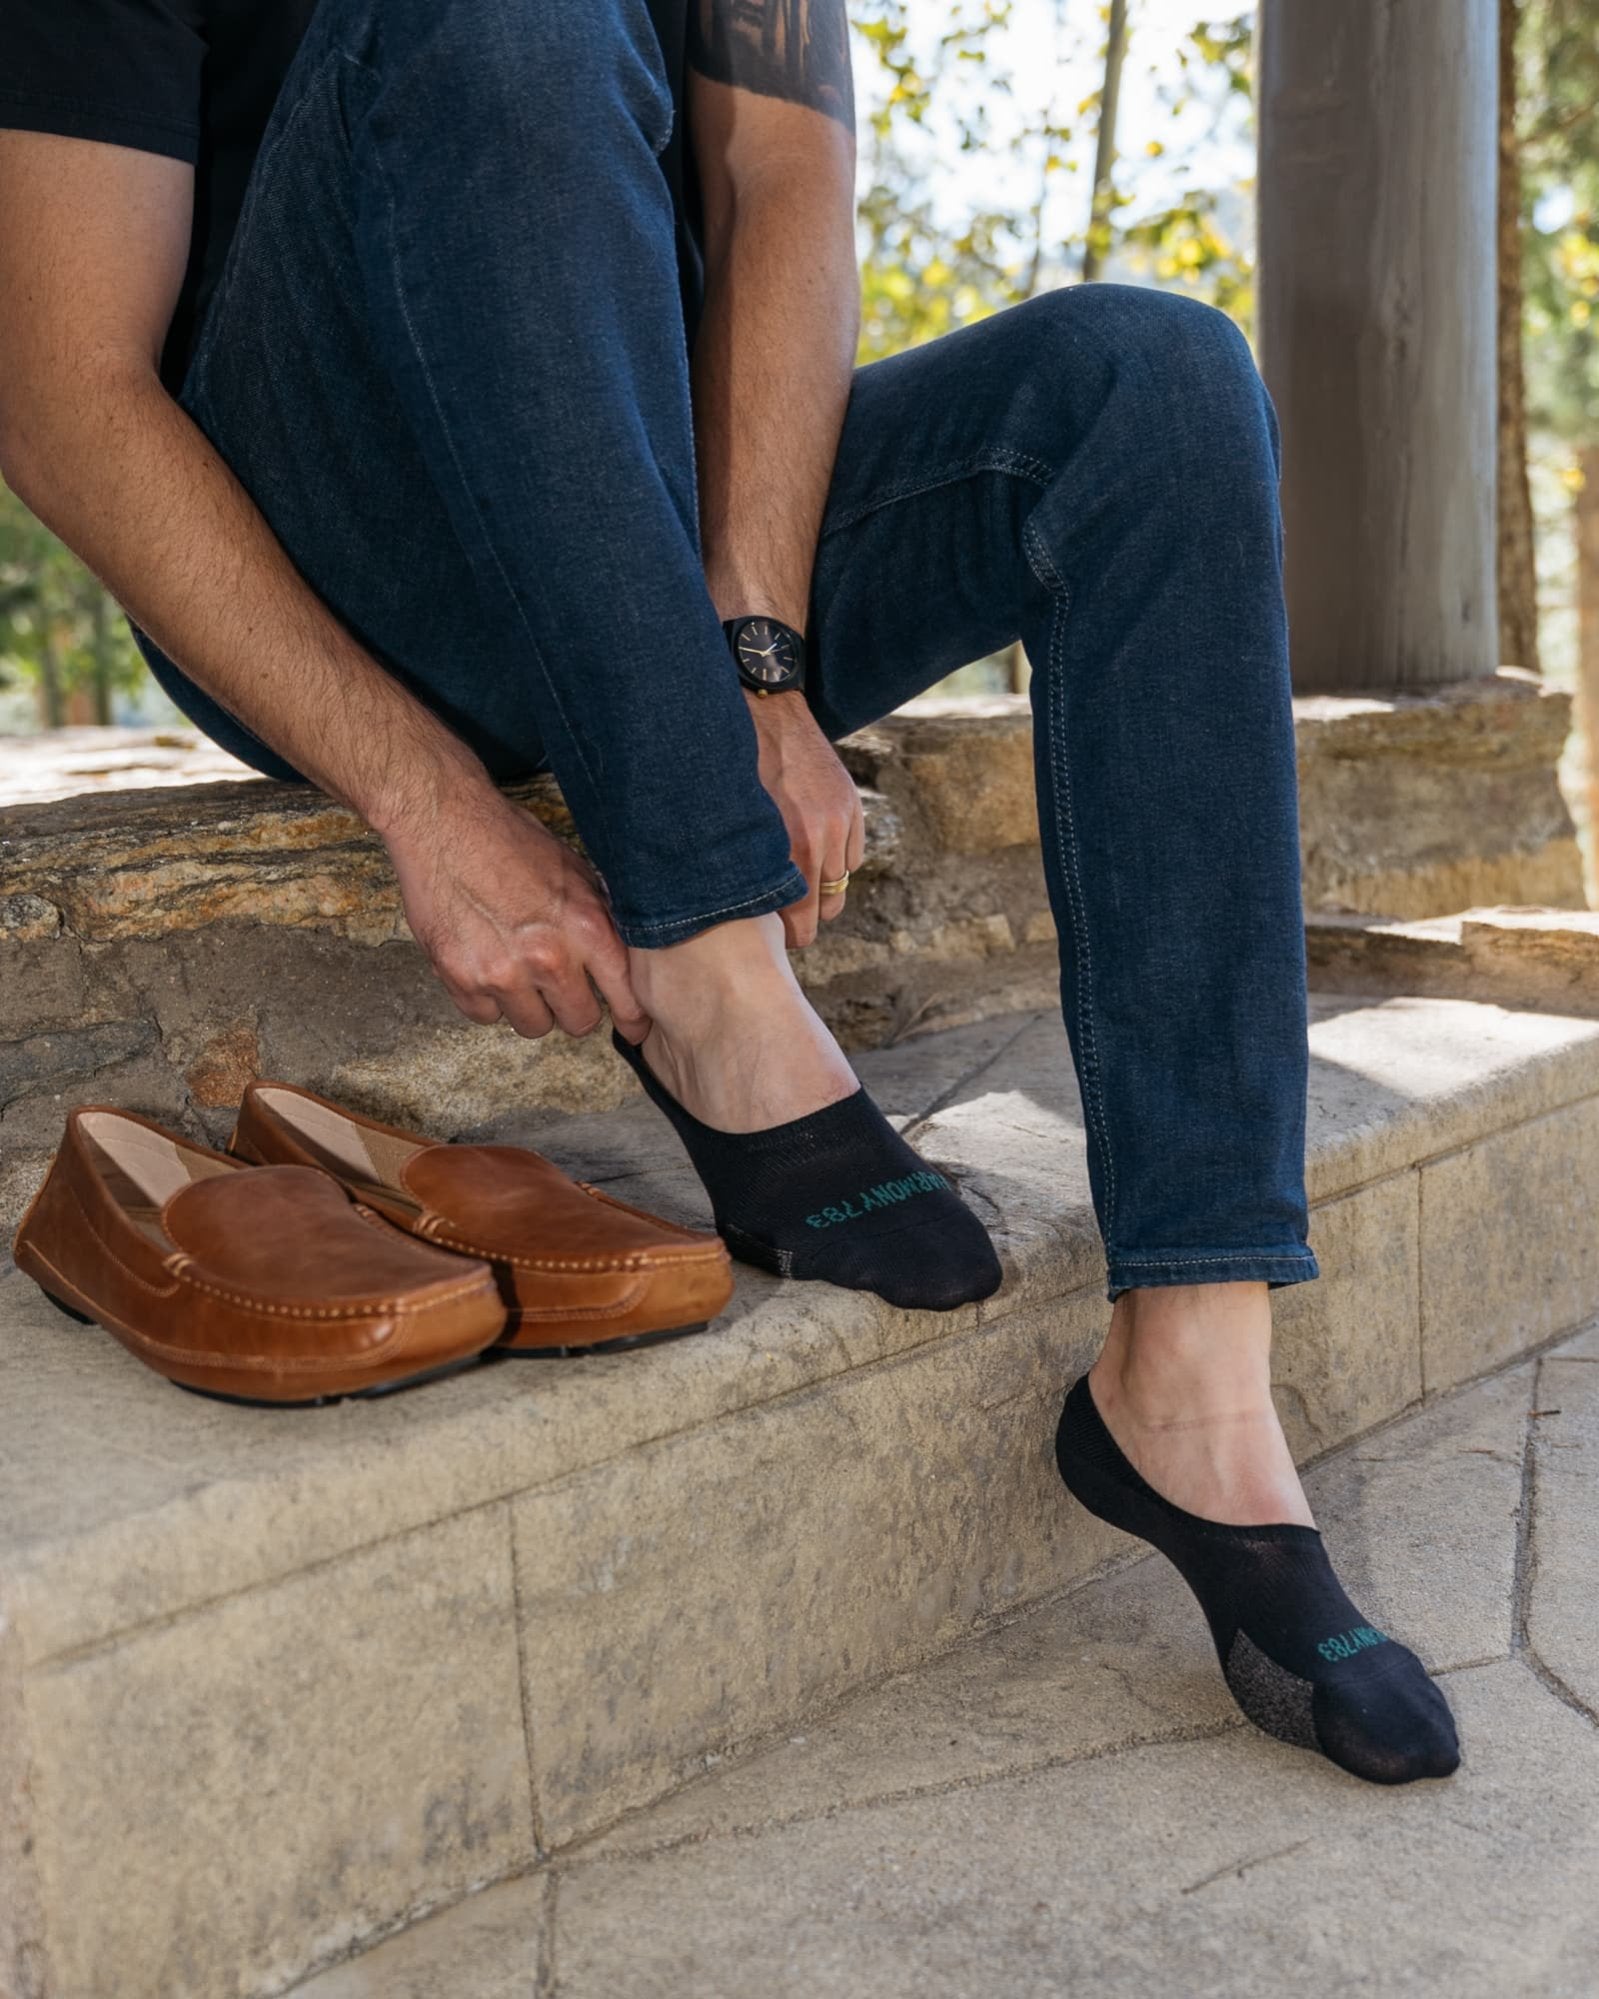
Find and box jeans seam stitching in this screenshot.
[252,50,349,207]
[1023,510,1068,596]
[366,135,612,859]
[620,875,807,938]
[819,453,1053,540]
[1108,1253,1316,1267]
[1037,566,1118,1243]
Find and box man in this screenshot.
[0,0,1456,1783]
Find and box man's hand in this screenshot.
[748,691,865,948]
[385,789,651,1043]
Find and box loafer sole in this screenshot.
[21,1253,493,1408]
[492,1318,712,1359]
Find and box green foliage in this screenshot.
[851,4,1258,360]
[852,0,1067,358]
[0,483,144,727]
[1118,183,1252,325]
[1519,0,1599,449]
[1116,13,1253,326]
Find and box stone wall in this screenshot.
[1308,906,1599,1013]
[0,678,1586,1239]
[1295,669,1584,915]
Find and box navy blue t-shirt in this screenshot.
[0,1,701,388]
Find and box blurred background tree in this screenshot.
[852,1,1254,362]
[0,487,146,729]
[1508,0,1599,873]
[851,0,1255,688]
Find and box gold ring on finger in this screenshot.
[820,872,851,897]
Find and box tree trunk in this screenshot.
[1257,0,1500,693]
[35,632,66,730]
[1081,0,1129,284]
[1578,445,1599,906]
[89,586,114,726]
[1497,0,1541,672]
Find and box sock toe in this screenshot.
[1313,1657,1461,1785]
[814,1207,1003,1311]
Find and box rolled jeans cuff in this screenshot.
[610,865,812,950]
[1104,1246,1320,1303]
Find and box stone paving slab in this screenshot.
[1525,1351,1599,1720]
[1305,1362,1530,1673]
[286,1879,547,1999]
[551,1662,1597,1999]
[0,726,252,805]
[290,1326,1599,1999]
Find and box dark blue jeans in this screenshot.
[139,0,1319,1300]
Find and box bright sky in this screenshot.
[855,0,1256,245]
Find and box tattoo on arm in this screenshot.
[689,0,855,130]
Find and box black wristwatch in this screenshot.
[723,614,807,697]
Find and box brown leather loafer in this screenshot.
[12,1107,506,1405]
[229,1080,734,1353]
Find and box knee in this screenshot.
[1025,285,1277,478]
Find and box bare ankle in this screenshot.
[629,913,792,1018]
[1085,1283,1313,1526]
[1095,1282,1276,1420]
[623,915,856,1132]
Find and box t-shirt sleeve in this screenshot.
[0,0,205,165]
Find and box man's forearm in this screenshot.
[691,166,860,631]
[5,367,487,835]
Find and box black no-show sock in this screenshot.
[612,1031,1002,1311]
[1056,1376,1460,1785]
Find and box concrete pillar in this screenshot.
[1257,0,1500,693]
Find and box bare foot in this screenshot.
[1086,1281,1314,1528]
[627,913,858,1132]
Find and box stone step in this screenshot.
[3,993,1599,1999]
[284,1313,1599,1999]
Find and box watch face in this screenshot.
[735,617,800,686]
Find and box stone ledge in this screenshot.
[4,672,1582,943]
[3,993,1599,1999]
[1293,670,1584,917]
[288,1344,1597,1999]
[1,773,577,945]
[1308,905,1599,1016]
